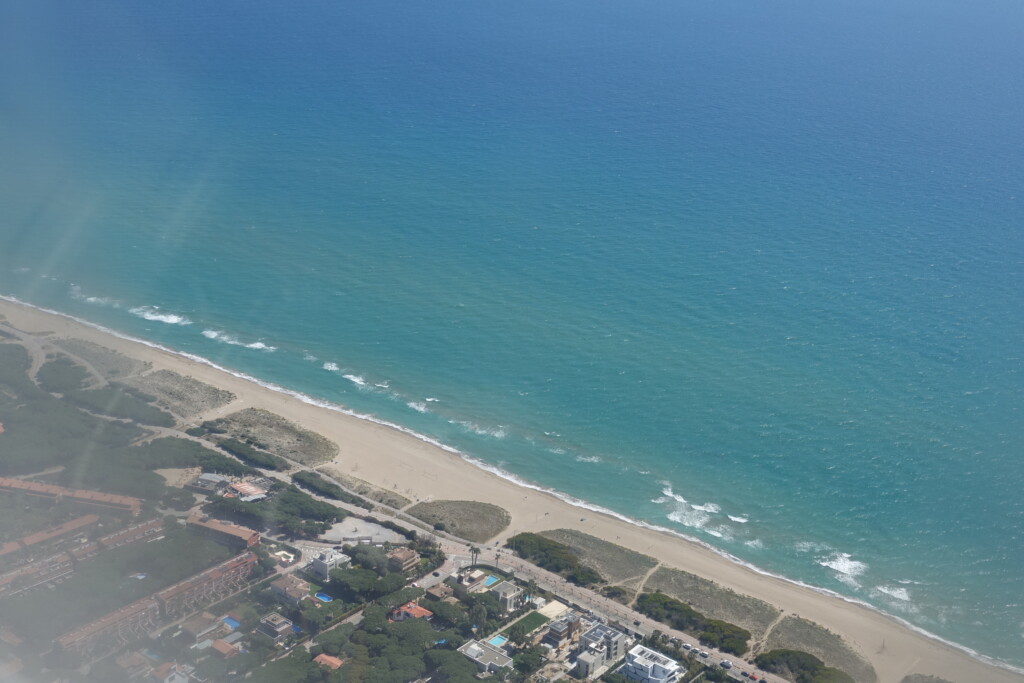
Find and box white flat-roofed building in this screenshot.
[622,644,681,683]
[307,548,350,581]
[458,639,513,673]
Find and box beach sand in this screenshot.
[0,297,1019,683]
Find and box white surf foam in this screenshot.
[407,401,429,413]
[425,397,440,402]
[343,374,366,387]
[450,419,507,439]
[129,305,192,325]
[322,362,340,372]
[201,329,276,351]
[69,284,120,308]
[5,292,1024,680]
[728,515,749,523]
[818,551,868,588]
[303,353,318,362]
[876,585,912,601]
[575,455,602,463]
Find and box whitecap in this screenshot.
[575,455,602,463]
[344,374,366,387]
[201,329,275,351]
[69,285,120,308]
[877,585,911,601]
[375,381,390,389]
[407,401,428,413]
[691,502,721,514]
[129,306,192,325]
[303,353,318,362]
[818,551,868,587]
[728,515,749,523]
[745,539,764,549]
[450,419,507,439]
[323,362,340,372]
[425,397,440,402]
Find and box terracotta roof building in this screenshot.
[314,653,345,670]
[186,515,260,550]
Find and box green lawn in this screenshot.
[503,610,550,635]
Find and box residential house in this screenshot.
[307,548,349,581]
[488,581,525,613]
[458,640,513,674]
[389,601,433,622]
[258,613,294,642]
[314,653,345,671]
[270,574,310,607]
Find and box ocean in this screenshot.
[1,0,1022,669]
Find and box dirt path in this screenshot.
[629,561,663,607]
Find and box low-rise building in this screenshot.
[185,473,228,495]
[386,547,420,573]
[307,548,349,581]
[389,601,433,622]
[489,581,525,613]
[458,639,513,674]
[180,612,223,643]
[459,568,487,588]
[425,583,454,601]
[621,644,682,683]
[211,639,240,659]
[314,653,344,670]
[258,613,294,642]
[544,613,581,648]
[270,574,310,607]
[186,515,260,550]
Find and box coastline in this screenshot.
[1,295,1020,683]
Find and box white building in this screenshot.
[621,644,681,683]
[458,640,513,674]
[307,548,350,581]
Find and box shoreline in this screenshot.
[1,295,1020,683]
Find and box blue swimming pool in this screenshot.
[488,635,508,647]
[315,592,333,602]
[484,575,500,587]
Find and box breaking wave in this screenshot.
[201,329,277,351]
[129,305,192,325]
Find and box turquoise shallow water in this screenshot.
[1,0,1023,669]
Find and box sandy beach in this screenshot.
[0,297,1019,683]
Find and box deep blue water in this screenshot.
[1,0,1023,668]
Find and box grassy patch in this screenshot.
[206,408,338,466]
[503,610,550,635]
[407,500,511,543]
[505,532,603,586]
[645,566,780,639]
[319,467,411,508]
[36,356,91,393]
[763,616,876,683]
[64,383,175,426]
[53,338,150,379]
[122,369,234,418]
[539,529,657,585]
[292,470,373,509]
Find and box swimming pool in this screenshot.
[488,635,508,647]
[484,575,500,587]
[315,592,333,602]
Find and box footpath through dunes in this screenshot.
[1,298,1022,683]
